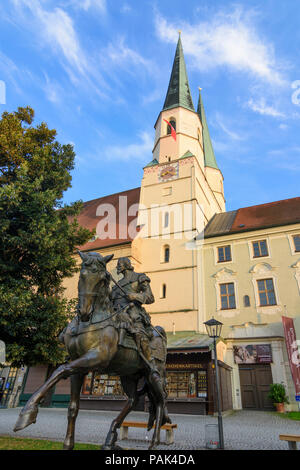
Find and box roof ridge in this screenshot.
[83,187,140,205]
[234,196,300,212]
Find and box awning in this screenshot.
[166,331,215,353]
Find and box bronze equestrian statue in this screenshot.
[14,251,171,450]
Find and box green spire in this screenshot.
[197,88,219,170]
[163,34,195,112]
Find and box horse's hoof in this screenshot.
[102,444,123,450]
[112,444,123,450]
[14,406,38,432]
[148,442,159,450]
[63,443,74,450]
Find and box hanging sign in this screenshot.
[233,344,272,364]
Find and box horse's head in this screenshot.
[77,250,114,321]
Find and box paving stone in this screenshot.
[0,407,299,450]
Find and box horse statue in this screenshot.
[14,251,171,450]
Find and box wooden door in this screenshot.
[239,365,273,410]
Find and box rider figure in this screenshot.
[111,257,159,378]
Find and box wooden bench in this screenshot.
[120,421,177,445]
[279,434,300,450]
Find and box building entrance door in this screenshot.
[239,364,273,410]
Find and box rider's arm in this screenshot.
[130,274,155,305]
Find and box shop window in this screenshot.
[252,240,268,258]
[82,372,93,395]
[217,245,232,263]
[82,373,123,397]
[220,283,236,310]
[0,367,18,407]
[293,235,300,252]
[257,279,277,306]
[166,370,207,399]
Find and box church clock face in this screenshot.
[158,162,179,182]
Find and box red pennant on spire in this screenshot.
[163,119,176,141]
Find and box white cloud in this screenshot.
[43,74,62,104]
[268,147,300,171]
[65,0,106,13]
[247,98,285,117]
[121,4,131,14]
[102,37,155,74]
[11,0,86,75]
[9,0,110,99]
[155,6,287,86]
[104,131,153,161]
[0,49,35,96]
[215,113,245,141]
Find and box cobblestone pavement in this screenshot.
[0,407,299,450]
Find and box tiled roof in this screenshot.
[144,158,159,168]
[204,211,237,238]
[204,197,300,239]
[75,187,140,251]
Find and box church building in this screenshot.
[18,35,300,415]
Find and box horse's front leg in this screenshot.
[103,376,139,450]
[14,349,107,433]
[63,373,85,450]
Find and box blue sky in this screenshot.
[0,0,300,211]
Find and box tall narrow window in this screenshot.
[252,240,268,258]
[217,245,232,263]
[257,279,276,306]
[293,235,300,252]
[166,118,176,135]
[244,295,250,307]
[220,283,236,310]
[164,245,170,263]
[164,212,169,228]
[161,284,166,298]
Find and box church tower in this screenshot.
[132,34,225,333]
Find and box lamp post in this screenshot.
[204,317,224,450]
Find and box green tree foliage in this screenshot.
[0,107,93,366]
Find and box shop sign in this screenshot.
[167,363,204,370]
[233,344,272,364]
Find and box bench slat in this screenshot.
[121,421,177,430]
[279,434,300,442]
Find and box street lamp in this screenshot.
[204,317,224,450]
